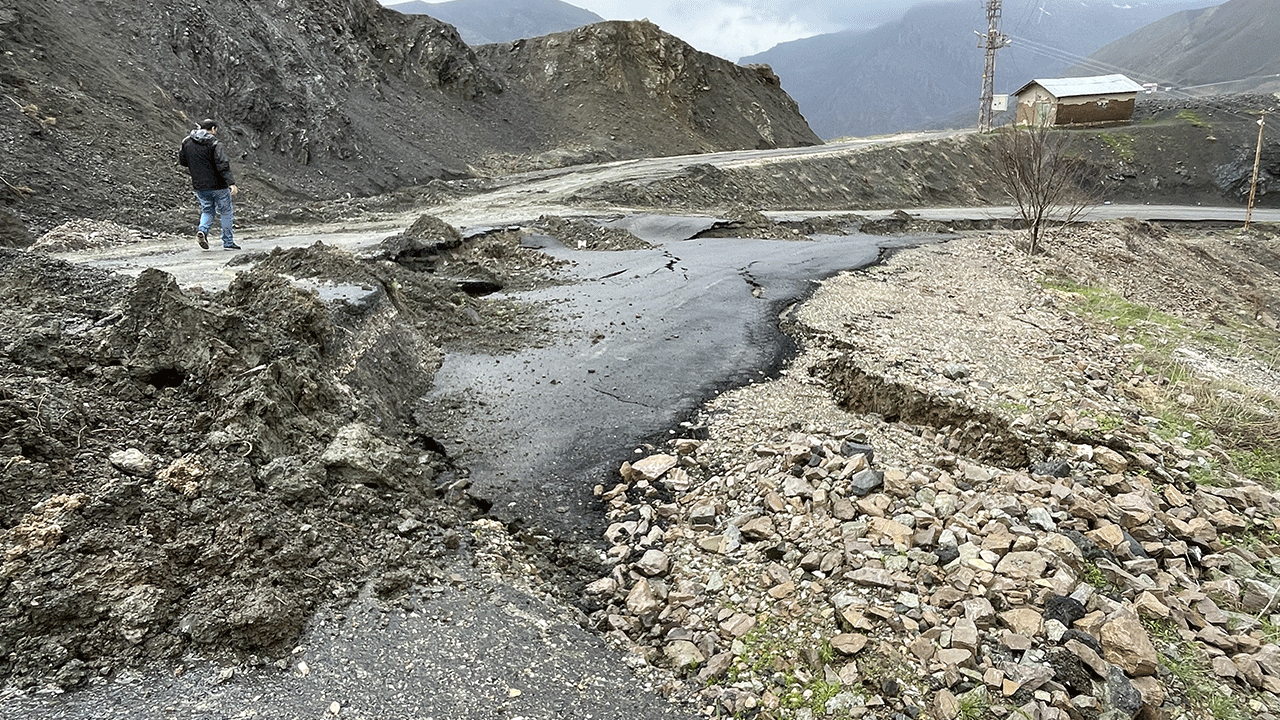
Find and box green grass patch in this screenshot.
[1099,132,1137,162]
[1177,109,1211,128]
[1043,279,1280,489]
[727,620,858,717]
[957,687,992,720]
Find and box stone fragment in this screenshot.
[782,475,815,498]
[995,551,1048,582]
[690,505,718,530]
[1002,632,1032,652]
[1129,675,1164,718]
[698,536,726,554]
[626,579,663,617]
[664,640,706,669]
[1000,608,1043,637]
[635,549,670,576]
[1100,612,1159,677]
[628,454,678,482]
[738,515,776,541]
[869,517,914,547]
[908,635,935,661]
[1103,666,1142,719]
[831,633,868,655]
[1027,506,1056,531]
[585,577,618,596]
[847,568,896,588]
[936,648,973,668]
[964,598,997,628]
[720,613,756,638]
[1234,654,1266,689]
[767,582,795,599]
[1133,591,1170,620]
[1087,523,1129,554]
[1093,447,1128,473]
[1000,662,1054,694]
[698,652,733,682]
[1065,639,1108,678]
[110,448,156,477]
[847,469,884,497]
[1212,655,1239,678]
[951,618,979,651]
[933,689,960,720]
[1043,595,1086,627]
[1251,643,1280,676]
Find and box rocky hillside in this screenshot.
[1079,0,1280,95]
[742,0,1207,139]
[475,21,819,167]
[0,0,818,243]
[387,0,603,46]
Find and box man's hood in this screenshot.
[186,129,217,145]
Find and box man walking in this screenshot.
[178,119,240,250]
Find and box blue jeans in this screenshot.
[195,188,235,246]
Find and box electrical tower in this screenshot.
[979,0,1010,132]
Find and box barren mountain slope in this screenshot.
[388,0,604,45]
[474,21,820,169]
[1080,0,1280,95]
[0,0,819,242]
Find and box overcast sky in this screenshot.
[388,0,1206,62]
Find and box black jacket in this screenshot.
[178,129,235,190]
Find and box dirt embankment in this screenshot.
[568,96,1280,215]
[0,218,567,689]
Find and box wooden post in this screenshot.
[1245,113,1266,231]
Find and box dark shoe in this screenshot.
[223,242,241,250]
[196,230,208,249]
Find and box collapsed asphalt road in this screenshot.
[423,216,931,540]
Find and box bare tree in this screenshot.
[985,124,1094,254]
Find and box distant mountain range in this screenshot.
[386,0,603,46]
[743,0,1210,139]
[1075,0,1280,95]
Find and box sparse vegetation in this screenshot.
[1041,278,1280,488]
[1145,617,1251,720]
[957,687,992,720]
[1099,132,1137,162]
[1177,109,1211,128]
[727,620,855,717]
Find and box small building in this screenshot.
[1011,74,1144,127]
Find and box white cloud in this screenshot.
[572,1,837,60]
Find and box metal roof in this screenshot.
[1013,74,1144,99]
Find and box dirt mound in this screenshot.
[532,215,653,250]
[0,222,572,688]
[30,219,155,253]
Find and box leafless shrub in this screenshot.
[984,125,1095,254]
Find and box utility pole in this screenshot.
[1245,112,1266,231]
[979,0,1010,132]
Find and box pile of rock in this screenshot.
[589,426,1280,719]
